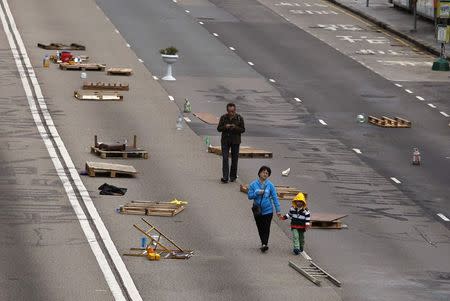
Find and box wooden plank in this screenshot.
[193,112,220,125]
[312,213,348,222]
[85,161,136,177]
[60,63,105,71]
[208,145,272,158]
[37,43,85,50]
[395,117,411,128]
[83,82,129,91]
[289,261,321,286]
[74,91,123,101]
[91,146,148,159]
[107,68,133,76]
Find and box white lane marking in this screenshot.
[183,117,191,122]
[301,251,312,261]
[0,2,142,300]
[213,33,219,37]
[185,10,190,13]
[248,61,254,66]
[138,58,144,63]
[115,29,120,34]
[126,43,131,48]
[229,46,235,51]
[428,103,437,108]
[390,177,401,184]
[440,111,449,117]
[416,96,424,101]
[437,213,450,222]
[405,89,413,94]
[395,83,402,87]
[294,97,302,102]
[318,119,327,126]
[168,95,174,101]
[152,75,159,80]
[199,21,204,25]
[269,78,276,83]
[352,148,362,154]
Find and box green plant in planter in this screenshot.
[160,46,178,55]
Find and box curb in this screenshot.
[324,0,446,59]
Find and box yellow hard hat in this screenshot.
[292,193,307,207]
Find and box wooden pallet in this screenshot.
[85,161,137,177]
[193,112,219,125]
[289,261,341,287]
[60,62,106,71]
[107,68,133,76]
[74,90,123,101]
[208,146,272,158]
[311,213,348,229]
[91,135,148,159]
[38,43,85,50]
[120,201,185,217]
[240,184,306,200]
[83,82,129,91]
[368,115,411,128]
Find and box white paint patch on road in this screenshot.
[213,33,219,37]
[152,76,159,80]
[440,111,449,117]
[301,251,312,260]
[437,213,450,222]
[318,119,327,126]
[395,83,402,87]
[183,117,191,123]
[115,29,120,34]
[138,58,144,63]
[427,103,437,108]
[269,78,276,83]
[126,43,131,48]
[390,177,401,184]
[405,89,413,94]
[198,21,204,25]
[352,148,362,154]
[229,46,235,51]
[185,10,190,13]
[294,97,302,102]
[416,96,424,101]
[248,61,254,66]
[168,95,175,101]
[173,0,177,2]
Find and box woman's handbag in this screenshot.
[251,186,265,217]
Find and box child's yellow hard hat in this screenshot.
[292,192,307,207]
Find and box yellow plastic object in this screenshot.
[147,252,161,261]
[170,198,188,205]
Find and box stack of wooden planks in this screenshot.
[208,145,272,158]
[119,201,185,217]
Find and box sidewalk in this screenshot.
[327,0,446,58]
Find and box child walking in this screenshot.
[280,193,311,255]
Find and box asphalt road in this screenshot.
[1,0,449,299]
[94,0,450,299]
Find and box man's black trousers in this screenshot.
[254,213,273,246]
[221,142,240,180]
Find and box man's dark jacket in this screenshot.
[217,113,245,144]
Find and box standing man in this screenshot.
[217,103,245,183]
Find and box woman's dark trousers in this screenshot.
[254,213,273,245]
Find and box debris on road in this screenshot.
[98,183,127,195]
[208,145,272,158]
[124,218,193,259]
[83,82,129,91]
[281,168,291,176]
[193,112,219,125]
[85,161,137,177]
[37,42,85,50]
[412,147,421,165]
[60,62,105,71]
[289,261,341,287]
[240,184,305,200]
[74,90,123,101]
[106,67,133,76]
[311,213,348,229]
[119,200,186,216]
[368,115,411,128]
[91,135,148,159]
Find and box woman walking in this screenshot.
[247,166,281,252]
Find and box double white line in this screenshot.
[0,1,142,300]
